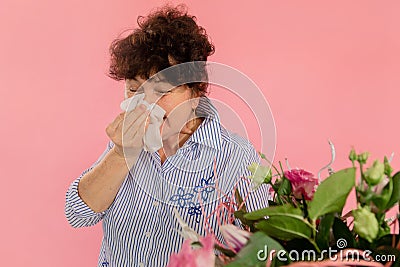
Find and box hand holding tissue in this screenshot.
[120,93,166,153]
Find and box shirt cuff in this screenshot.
[66,169,106,218]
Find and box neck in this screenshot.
[158,117,204,164]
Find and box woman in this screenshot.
[65,5,270,266]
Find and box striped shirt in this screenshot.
[65,96,270,267]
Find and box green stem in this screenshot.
[279,161,285,175]
[359,163,365,185]
[356,163,364,205]
[260,154,282,178]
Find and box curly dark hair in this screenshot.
[108,4,215,95]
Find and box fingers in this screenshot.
[106,112,124,142]
[124,107,149,135]
[123,104,147,129]
[130,112,147,144]
[107,104,150,156]
[120,112,148,160]
[108,112,124,130]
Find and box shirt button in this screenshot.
[153,201,159,207]
[139,263,144,267]
[145,232,151,237]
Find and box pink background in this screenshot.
[1,0,399,266]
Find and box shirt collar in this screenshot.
[186,96,222,151]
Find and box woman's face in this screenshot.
[125,76,198,140]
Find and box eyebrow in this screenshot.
[126,79,141,87]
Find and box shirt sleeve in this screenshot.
[65,141,114,228]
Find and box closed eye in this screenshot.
[154,91,172,95]
[154,85,174,95]
[154,90,172,95]
[129,87,144,94]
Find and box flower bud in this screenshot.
[220,224,251,253]
[352,206,379,243]
[247,162,258,174]
[349,149,357,162]
[247,163,272,189]
[364,160,385,186]
[357,152,369,164]
[383,156,393,177]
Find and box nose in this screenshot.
[141,80,164,104]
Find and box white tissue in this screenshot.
[120,94,166,153]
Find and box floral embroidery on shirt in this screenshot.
[193,174,215,201]
[170,187,194,208]
[187,202,202,223]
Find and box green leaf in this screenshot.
[234,210,256,232]
[374,234,400,248]
[332,217,356,249]
[234,210,247,225]
[215,243,236,258]
[244,204,303,221]
[372,179,393,211]
[316,213,335,251]
[225,232,289,267]
[268,200,278,206]
[308,168,356,221]
[277,177,292,195]
[255,216,313,241]
[270,258,288,267]
[284,238,318,253]
[386,171,400,210]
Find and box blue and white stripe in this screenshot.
[65,96,270,267]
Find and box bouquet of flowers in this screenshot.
[168,144,400,267]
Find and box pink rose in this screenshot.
[284,169,318,200]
